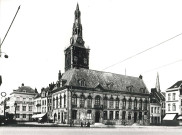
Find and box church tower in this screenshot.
[65,3,90,71]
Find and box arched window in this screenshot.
[95,95,100,106]
[109,96,114,109]
[115,97,120,109]
[172,103,176,111]
[72,94,77,107]
[80,94,85,108]
[87,95,92,108]
[103,96,108,109]
[128,98,132,109]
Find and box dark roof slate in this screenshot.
[168,81,182,89]
[61,68,149,94]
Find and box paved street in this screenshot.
[0,126,182,135]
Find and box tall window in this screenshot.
[87,95,92,108]
[56,96,58,108]
[23,114,26,118]
[80,95,85,108]
[144,99,148,110]
[103,111,107,120]
[115,111,119,119]
[151,107,153,113]
[122,111,126,120]
[23,106,26,111]
[109,111,113,120]
[168,104,171,111]
[64,94,66,107]
[53,97,55,109]
[139,99,142,110]
[87,110,92,119]
[172,93,176,100]
[115,97,119,109]
[60,95,62,108]
[172,103,176,111]
[72,110,77,119]
[29,106,32,111]
[128,112,131,120]
[109,96,114,109]
[72,94,77,107]
[103,96,108,109]
[134,98,137,109]
[128,98,132,109]
[122,97,126,109]
[168,93,171,101]
[95,95,100,106]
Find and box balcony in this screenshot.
[94,105,103,109]
[122,106,126,110]
[72,104,77,108]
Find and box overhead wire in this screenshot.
[102,32,182,70]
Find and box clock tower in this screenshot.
[65,4,90,71]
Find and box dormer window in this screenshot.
[127,85,133,92]
[23,90,26,93]
[78,79,85,87]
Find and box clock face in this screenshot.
[76,37,83,44]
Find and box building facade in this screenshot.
[150,73,165,125]
[51,4,150,126]
[8,84,37,121]
[163,80,182,125]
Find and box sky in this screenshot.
[1,0,182,96]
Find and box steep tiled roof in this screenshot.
[168,80,182,89]
[61,68,149,94]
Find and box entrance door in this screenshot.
[134,112,137,123]
[95,111,100,123]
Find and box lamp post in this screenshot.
[14,102,17,120]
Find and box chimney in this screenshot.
[58,70,62,81]
[22,83,24,86]
[139,75,143,79]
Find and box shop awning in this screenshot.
[163,114,176,120]
[177,116,182,120]
[32,113,46,118]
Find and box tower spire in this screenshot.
[70,3,84,46]
[155,72,161,92]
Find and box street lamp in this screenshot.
[14,102,17,120]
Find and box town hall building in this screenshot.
[51,4,150,126]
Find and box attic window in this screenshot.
[23,90,26,93]
[140,88,145,93]
[78,79,86,87]
[127,85,133,92]
[174,85,178,88]
[106,82,114,89]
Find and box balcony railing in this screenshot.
[15,101,34,105]
[122,106,126,110]
[72,104,77,108]
[94,105,103,109]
